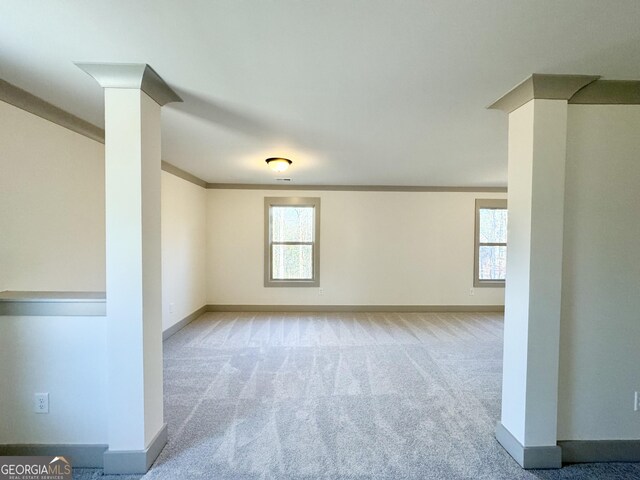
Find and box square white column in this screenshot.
[76,63,181,474]
[496,99,568,468]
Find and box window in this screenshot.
[474,199,507,287]
[264,197,320,287]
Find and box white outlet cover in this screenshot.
[34,392,49,414]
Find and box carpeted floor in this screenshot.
[74,312,640,480]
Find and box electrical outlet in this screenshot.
[469,288,475,296]
[634,391,639,412]
[34,393,49,414]
[318,288,324,296]
[169,303,175,314]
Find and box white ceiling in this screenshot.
[1,1,639,186]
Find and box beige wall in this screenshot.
[0,99,208,331]
[0,100,108,444]
[0,100,207,446]
[161,171,207,330]
[206,189,507,306]
[0,100,105,291]
[558,104,640,441]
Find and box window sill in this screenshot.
[264,280,320,288]
[474,281,506,288]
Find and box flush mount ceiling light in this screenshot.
[265,157,292,173]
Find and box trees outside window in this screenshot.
[474,199,507,287]
[264,197,320,287]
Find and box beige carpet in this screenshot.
[75,311,640,479]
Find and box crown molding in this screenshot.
[569,80,640,104]
[4,71,511,193]
[2,76,208,188]
[0,78,105,143]
[75,63,182,106]
[488,74,600,113]
[205,183,507,192]
[161,161,207,188]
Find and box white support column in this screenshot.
[76,63,181,474]
[498,98,567,467]
[488,75,598,469]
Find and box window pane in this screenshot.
[479,208,508,243]
[272,244,313,280]
[271,206,314,242]
[479,246,507,280]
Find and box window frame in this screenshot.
[474,198,508,288]
[264,197,321,288]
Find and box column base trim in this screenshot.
[495,422,562,469]
[103,423,167,474]
[0,444,107,467]
[559,439,640,463]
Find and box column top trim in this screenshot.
[75,63,182,106]
[569,80,640,105]
[488,74,600,113]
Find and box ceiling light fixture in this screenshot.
[265,157,292,173]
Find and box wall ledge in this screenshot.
[0,291,106,316]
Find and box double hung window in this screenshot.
[264,197,320,287]
[474,199,508,287]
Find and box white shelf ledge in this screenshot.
[0,291,106,316]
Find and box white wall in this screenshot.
[500,100,534,443]
[501,99,569,448]
[0,100,105,291]
[0,316,108,444]
[161,171,207,331]
[206,189,506,306]
[557,105,640,441]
